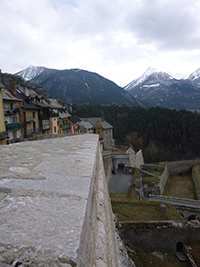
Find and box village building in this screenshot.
[81,117,114,150]
[0,72,7,145]
[2,87,23,143]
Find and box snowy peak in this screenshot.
[188,68,200,85]
[124,67,174,91]
[124,67,200,110]
[15,65,45,81]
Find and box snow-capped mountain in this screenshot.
[124,67,200,110]
[15,66,140,106]
[188,68,200,86]
[15,65,46,81]
[124,67,174,90]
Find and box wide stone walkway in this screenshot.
[0,135,100,266]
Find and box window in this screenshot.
[42,120,50,130]
[33,111,35,119]
[54,126,56,133]
[10,116,18,123]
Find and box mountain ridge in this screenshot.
[15,65,200,109]
[16,66,141,106]
[124,67,200,110]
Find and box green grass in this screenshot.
[127,248,189,267]
[163,174,195,199]
[112,150,127,154]
[110,194,182,221]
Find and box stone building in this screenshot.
[81,117,114,150]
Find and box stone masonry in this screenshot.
[0,134,129,267]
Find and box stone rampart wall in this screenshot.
[159,164,169,195]
[168,159,200,175]
[192,166,200,200]
[134,149,144,169]
[77,142,120,266]
[129,149,136,167]
[118,221,200,253]
[141,164,165,172]
[102,150,113,182]
[0,135,131,266]
[113,154,130,170]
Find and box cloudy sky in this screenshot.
[1,0,200,86]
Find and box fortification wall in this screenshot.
[159,164,169,195]
[128,148,136,167]
[0,135,130,266]
[168,159,200,175]
[134,149,144,169]
[102,150,113,182]
[118,221,200,253]
[192,165,200,200]
[77,142,120,266]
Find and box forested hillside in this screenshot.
[74,104,200,162]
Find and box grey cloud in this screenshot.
[125,0,200,51]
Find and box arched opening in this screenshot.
[175,242,187,262]
[178,211,184,218]
[176,242,183,252]
[188,214,197,221]
[118,163,125,171]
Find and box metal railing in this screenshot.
[62,124,71,129]
[24,128,43,136]
[4,108,20,115]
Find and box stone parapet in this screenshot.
[0,134,125,266]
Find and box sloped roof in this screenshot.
[48,98,63,109]
[79,120,93,130]
[2,88,22,101]
[23,101,40,110]
[59,110,71,119]
[70,114,81,123]
[81,117,113,129]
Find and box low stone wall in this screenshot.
[159,164,169,195]
[168,159,200,175]
[118,221,200,253]
[192,165,200,200]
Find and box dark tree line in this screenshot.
[73,103,200,162]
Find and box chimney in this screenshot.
[9,81,16,94]
[58,99,62,105]
[102,116,104,122]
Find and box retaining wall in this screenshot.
[192,165,200,200]
[118,221,200,253]
[168,159,200,175]
[159,164,169,195]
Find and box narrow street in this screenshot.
[108,170,133,193]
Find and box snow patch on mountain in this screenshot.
[16,65,45,81]
[188,68,200,82]
[125,67,158,90]
[142,83,160,88]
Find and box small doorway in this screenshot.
[175,242,187,262]
[118,163,125,171]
